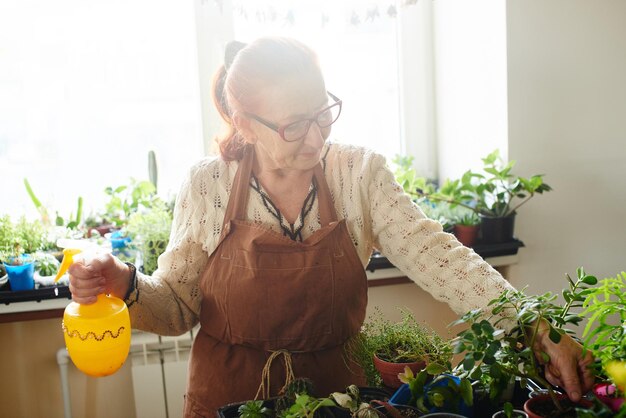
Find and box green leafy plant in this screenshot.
[454,211,480,227]
[124,202,172,275]
[330,385,379,418]
[344,308,452,386]
[33,252,60,276]
[398,364,473,415]
[0,216,46,264]
[238,400,273,418]
[279,394,335,418]
[451,267,597,415]
[96,178,160,228]
[391,155,435,200]
[416,150,552,219]
[579,270,626,417]
[24,178,83,229]
[581,271,626,373]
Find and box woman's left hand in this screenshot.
[533,328,595,402]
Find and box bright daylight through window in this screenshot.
[1,0,408,220]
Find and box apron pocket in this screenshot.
[227,248,335,345]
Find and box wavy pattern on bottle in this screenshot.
[62,322,126,341]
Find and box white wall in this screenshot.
[506,0,626,294]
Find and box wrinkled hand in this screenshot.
[67,252,131,304]
[533,327,595,402]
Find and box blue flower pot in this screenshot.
[4,256,36,291]
[389,374,473,417]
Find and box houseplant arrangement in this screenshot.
[579,270,626,415]
[344,308,452,388]
[415,150,552,243]
[451,212,481,248]
[451,267,597,417]
[124,201,173,275]
[0,215,46,291]
[395,364,473,416]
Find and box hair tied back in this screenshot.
[224,40,247,71]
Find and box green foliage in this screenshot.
[580,270,626,380]
[24,178,83,229]
[279,394,335,418]
[329,385,379,418]
[391,155,435,200]
[398,366,473,414]
[0,215,15,254]
[275,378,332,418]
[125,202,172,275]
[33,252,60,276]
[344,308,452,386]
[451,268,597,413]
[416,149,552,219]
[455,211,480,227]
[238,400,273,418]
[101,178,159,227]
[0,215,46,262]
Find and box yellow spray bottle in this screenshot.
[55,239,131,377]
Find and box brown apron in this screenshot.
[183,147,368,417]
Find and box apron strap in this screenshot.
[221,145,255,233]
[313,163,337,226]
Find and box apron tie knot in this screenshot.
[255,349,296,400]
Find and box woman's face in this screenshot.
[245,75,332,173]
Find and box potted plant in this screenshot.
[0,215,46,291]
[416,150,552,244]
[578,270,626,415]
[124,201,173,275]
[345,308,453,388]
[394,365,473,416]
[452,212,481,248]
[33,251,61,286]
[451,267,596,417]
[1,245,36,291]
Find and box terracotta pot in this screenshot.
[523,393,592,418]
[87,224,118,238]
[593,382,624,413]
[453,224,479,247]
[373,354,425,389]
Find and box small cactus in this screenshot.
[275,378,315,414]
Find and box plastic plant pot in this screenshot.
[4,256,35,291]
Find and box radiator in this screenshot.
[57,329,195,418]
[130,329,195,418]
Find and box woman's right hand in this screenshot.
[67,252,132,304]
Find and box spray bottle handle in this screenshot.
[54,248,83,283]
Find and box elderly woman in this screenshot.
[69,37,593,417]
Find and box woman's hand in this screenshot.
[67,253,131,304]
[533,327,595,402]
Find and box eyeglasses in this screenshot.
[245,92,342,142]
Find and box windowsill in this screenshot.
[0,239,524,320]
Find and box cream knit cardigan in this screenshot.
[127,142,514,335]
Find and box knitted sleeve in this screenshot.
[366,153,515,316]
[125,160,216,336]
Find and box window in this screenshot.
[229,0,402,160]
[0,0,203,219]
